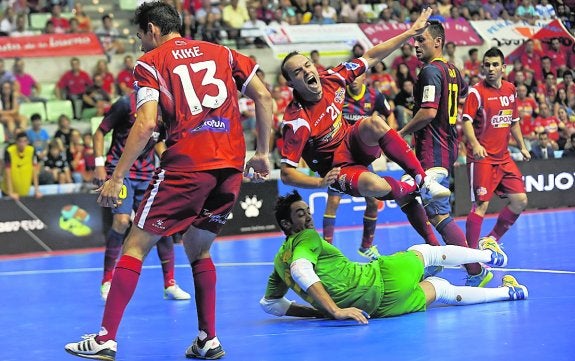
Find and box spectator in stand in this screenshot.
[292,0,313,24]
[523,69,538,96]
[320,0,337,23]
[369,61,398,100]
[54,114,75,150]
[516,84,539,147]
[0,6,16,35]
[44,20,56,34]
[72,2,92,32]
[428,2,446,22]
[394,78,415,130]
[534,102,562,145]
[94,59,116,100]
[256,0,275,24]
[461,0,485,20]
[515,0,536,21]
[391,43,420,80]
[95,14,124,58]
[276,72,293,104]
[540,56,555,79]
[395,62,416,89]
[241,6,267,48]
[26,113,50,159]
[69,128,86,183]
[27,0,44,14]
[0,59,16,86]
[222,0,249,45]
[56,57,93,119]
[535,72,558,104]
[506,59,523,84]
[483,0,504,19]
[0,81,26,141]
[67,17,82,33]
[547,38,567,78]
[448,5,465,21]
[378,6,399,24]
[351,42,365,59]
[340,0,366,23]
[50,4,70,34]
[559,70,575,103]
[82,74,112,119]
[310,50,327,73]
[278,0,298,25]
[116,55,135,96]
[10,13,36,37]
[180,10,196,40]
[520,40,543,82]
[13,58,41,103]
[309,2,335,25]
[562,132,575,158]
[463,48,481,82]
[553,88,573,118]
[1,131,41,199]
[82,132,96,182]
[530,131,555,159]
[43,138,73,184]
[196,0,221,34]
[445,41,464,72]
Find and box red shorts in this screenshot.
[467,161,525,203]
[331,120,382,197]
[134,168,242,236]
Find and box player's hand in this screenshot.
[472,145,488,160]
[320,167,341,187]
[332,307,370,324]
[410,7,432,35]
[245,152,271,183]
[34,190,42,199]
[97,177,124,208]
[9,192,19,201]
[520,147,531,161]
[93,165,107,187]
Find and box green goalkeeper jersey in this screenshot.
[264,229,383,315]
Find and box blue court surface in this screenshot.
[1,208,574,361]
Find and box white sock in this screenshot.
[426,277,511,305]
[408,244,492,267]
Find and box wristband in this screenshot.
[95,157,105,167]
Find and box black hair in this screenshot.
[133,1,181,36]
[427,20,445,48]
[15,131,27,140]
[483,47,505,63]
[280,51,302,81]
[31,113,42,121]
[274,190,303,234]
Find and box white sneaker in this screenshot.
[164,284,191,300]
[185,336,225,359]
[100,281,111,301]
[65,334,117,361]
[420,167,450,202]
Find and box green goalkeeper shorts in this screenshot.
[373,250,427,317]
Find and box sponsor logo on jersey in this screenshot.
[202,209,230,224]
[338,173,348,192]
[191,116,230,133]
[334,88,346,104]
[343,62,360,71]
[319,115,342,143]
[475,187,488,196]
[422,85,435,103]
[490,109,513,128]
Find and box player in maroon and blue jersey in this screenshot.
[93,91,191,302]
[399,21,491,287]
[65,2,272,360]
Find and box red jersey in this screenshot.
[116,68,134,93]
[533,115,561,141]
[133,37,258,172]
[462,80,519,164]
[57,70,93,96]
[281,58,367,176]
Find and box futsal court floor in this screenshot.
[1,208,574,361]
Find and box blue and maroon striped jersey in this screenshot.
[341,85,391,124]
[413,58,467,171]
[98,92,163,181]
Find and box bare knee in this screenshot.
[112,215,131,234]
[359,113,391,145]
[509,194,528,213]
[365,196,380,213]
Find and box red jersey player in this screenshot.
[65,2,272,360]
[462,47,531,268]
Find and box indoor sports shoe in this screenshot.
[358,245,381,261]
[185,336,225,360]
[423,265,444,279]
[465,266,493,287]
[164,284,192,300]
[479,236,508,267]
[64,334,117,361]
[419,167,450,202]
[100,281,111,301]
[501,275,529,300]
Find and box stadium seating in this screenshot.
[38,82,57,101]
[119,0,137,11]
[45,100,74,123]
[29,13,51,31]
[19,102,47,122]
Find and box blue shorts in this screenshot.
[112,178,150,215]
[423,175,451,217]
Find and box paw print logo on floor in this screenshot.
[59,205,92,237]
[240,195,262,218]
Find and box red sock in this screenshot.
[192,258,217,340]
[488,206,520,241]
[322,215,336,244]
[381,176,417,200]
[400,199,440,246]
[436,217,482,275]
[466,211,484,249]
[361,212,378,249]
[97,255,142,343]
[156,236,175,288]
[378,129,425,180]
[102,229,124,283]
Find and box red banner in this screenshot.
[0,33,105,58]
[360,19,483,46]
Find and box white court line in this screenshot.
[0,262,574,277]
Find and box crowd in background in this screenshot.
[1,0,575,198]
